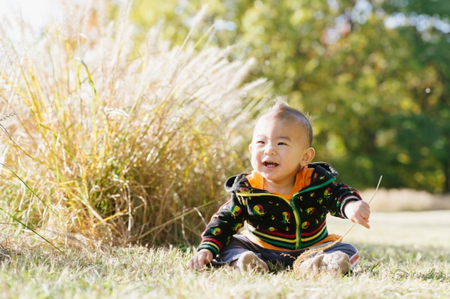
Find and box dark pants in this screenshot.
[212,235,359,270]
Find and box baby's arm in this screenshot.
[187,184,247,271]
[187,249,213,270]
[344,200,371,228]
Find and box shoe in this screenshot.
[294,251,350,275]
[231,251,269,273]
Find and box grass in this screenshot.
[0,210,449,298]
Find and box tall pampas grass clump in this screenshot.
[0,1,271,247]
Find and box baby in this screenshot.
[187,99,370,274]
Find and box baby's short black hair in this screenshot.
[260,97,313,146]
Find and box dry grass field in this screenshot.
[0,208,449,299]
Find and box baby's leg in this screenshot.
[211,235,268,273]
[294,242,358,275]
[323,242,359,272]
[230,251,269,273]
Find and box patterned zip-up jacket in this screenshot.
[198,162,362,256]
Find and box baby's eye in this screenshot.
[278,142,287,145]
[256,140,265,144]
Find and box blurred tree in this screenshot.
[379,0,450,17]
[127,0,450,193]
[367,0,450,193]
[389,23,450,193]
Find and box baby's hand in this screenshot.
[187,249,213,270]
[344,200,371,229]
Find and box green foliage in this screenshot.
[380,0,450,17]
[129,0,450,193]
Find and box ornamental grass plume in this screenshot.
[0,0,271,247]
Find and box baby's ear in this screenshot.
[301,147,316,167]
[248,143,253,153]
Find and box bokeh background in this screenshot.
[129,0,450,193]
[4,0,449,192]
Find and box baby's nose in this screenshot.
[264,144,276,156]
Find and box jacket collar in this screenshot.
[224,162,338,193]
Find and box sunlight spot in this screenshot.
[352,102,361,111]
[327,103,336,113]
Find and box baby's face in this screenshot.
[249,114,312,187]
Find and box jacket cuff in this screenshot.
[340,196,361,218]
[197,243,220,256]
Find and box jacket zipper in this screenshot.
[236,176,336,250]
[291,177,336,249]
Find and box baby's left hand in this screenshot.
[344,200,371,229]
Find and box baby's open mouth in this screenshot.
[263,161,279,168]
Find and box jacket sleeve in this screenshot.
[322,181,362,219]
[197,192,246,256]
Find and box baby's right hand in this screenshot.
[187,249,213,270]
